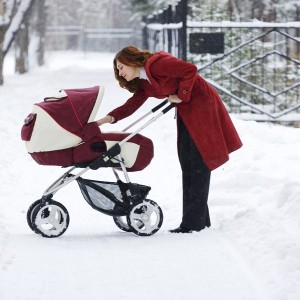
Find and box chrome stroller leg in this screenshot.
[112,168,120,181]
[43,166,90,197]
[117,154,131,184]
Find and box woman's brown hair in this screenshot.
[113,46,154,93]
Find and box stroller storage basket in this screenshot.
[76,177,151,216]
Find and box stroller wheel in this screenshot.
[27,200,42,232]
[127,199,163,236]
[113,216,132,232]
[32,200,70,238]
[113,216,144,232]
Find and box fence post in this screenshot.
[142,16,149,49]
[166,5,173,53]
[177,0,187,61]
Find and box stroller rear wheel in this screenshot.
[113,215,132,232]
[127,199,163,236]
[31,200,70,238]
[113,215,144,232]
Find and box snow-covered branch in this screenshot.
[0,0,15,26]
[2,0,33,55]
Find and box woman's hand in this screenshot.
[96,115,114,126]
[168,94,182,103]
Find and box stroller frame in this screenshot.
[27,101,174,238]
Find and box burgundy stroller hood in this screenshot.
[21,86,154,171]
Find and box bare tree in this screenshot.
[15,9,30,74]
[228,0,240,21]
[0,0,34,85]
[28,0,46,67]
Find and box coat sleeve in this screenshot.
[150,55,198,102]
[107,88,148,123]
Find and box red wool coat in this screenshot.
[108,51,242,171]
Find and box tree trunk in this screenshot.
[0,30,5,85]
[0,52,4,85]
[0,0,34,85]
[36,0,46,66]
[228,0,240,21]
[15,24,29,74]
[14,0,36,74]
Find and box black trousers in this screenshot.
[177,117,211,231]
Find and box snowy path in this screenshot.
[1,229,270,300]
[1,52,299,300]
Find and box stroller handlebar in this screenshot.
[162,103,176,114]
[122,99,173,132]
[151,100,168,112]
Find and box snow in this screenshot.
[187,20,300,28]
[1,51,300,300]
[147,22,183,30]
[146,21,300,30]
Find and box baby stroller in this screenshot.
[21,85,174,238]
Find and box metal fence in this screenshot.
[190,23,300,122]
[143,3,300,123]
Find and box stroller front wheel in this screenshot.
[27,199,43,232]
[127,199,163,236]
[32,200,70,238]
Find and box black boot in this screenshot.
[169,226,193,233]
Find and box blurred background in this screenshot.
[1,0,299,125]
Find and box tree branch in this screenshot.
[3,0,34,56]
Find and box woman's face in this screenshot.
[116,60,140,81]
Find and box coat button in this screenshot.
[182,90,187,94]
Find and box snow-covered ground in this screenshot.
[0,51,299,300]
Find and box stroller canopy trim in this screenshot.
[25,86,104,153]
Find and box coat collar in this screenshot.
[144,51,171,91]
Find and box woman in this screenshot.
[96,46,242,233]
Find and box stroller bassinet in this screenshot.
[21,85,153,171]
